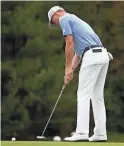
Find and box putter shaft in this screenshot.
[41,85,66,137]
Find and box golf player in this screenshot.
[48,6,113,142]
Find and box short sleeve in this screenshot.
[59,16,73,36]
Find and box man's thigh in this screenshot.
[77,64,103,101]
[93,63,109,97]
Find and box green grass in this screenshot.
[1,133,124,146]
[1,141,124,146]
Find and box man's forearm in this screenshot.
[65,43,74,69]
[71,54,81,71]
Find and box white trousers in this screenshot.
[76,47,109,136]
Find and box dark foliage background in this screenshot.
[1,1,124,141]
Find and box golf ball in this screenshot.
[11,137,16,141]
[53,136,61,141]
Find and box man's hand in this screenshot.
[64,67,73,86]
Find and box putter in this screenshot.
[37,84,66,140]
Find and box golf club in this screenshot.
[37,84,66,140]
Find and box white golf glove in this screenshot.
[108,52,113,61]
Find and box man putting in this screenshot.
[48,6,111,142]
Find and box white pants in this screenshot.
[76,47,109,136]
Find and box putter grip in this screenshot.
[62,85,66,90]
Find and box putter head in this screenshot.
[37,136,46,140]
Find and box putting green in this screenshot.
[1,141,124,146]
